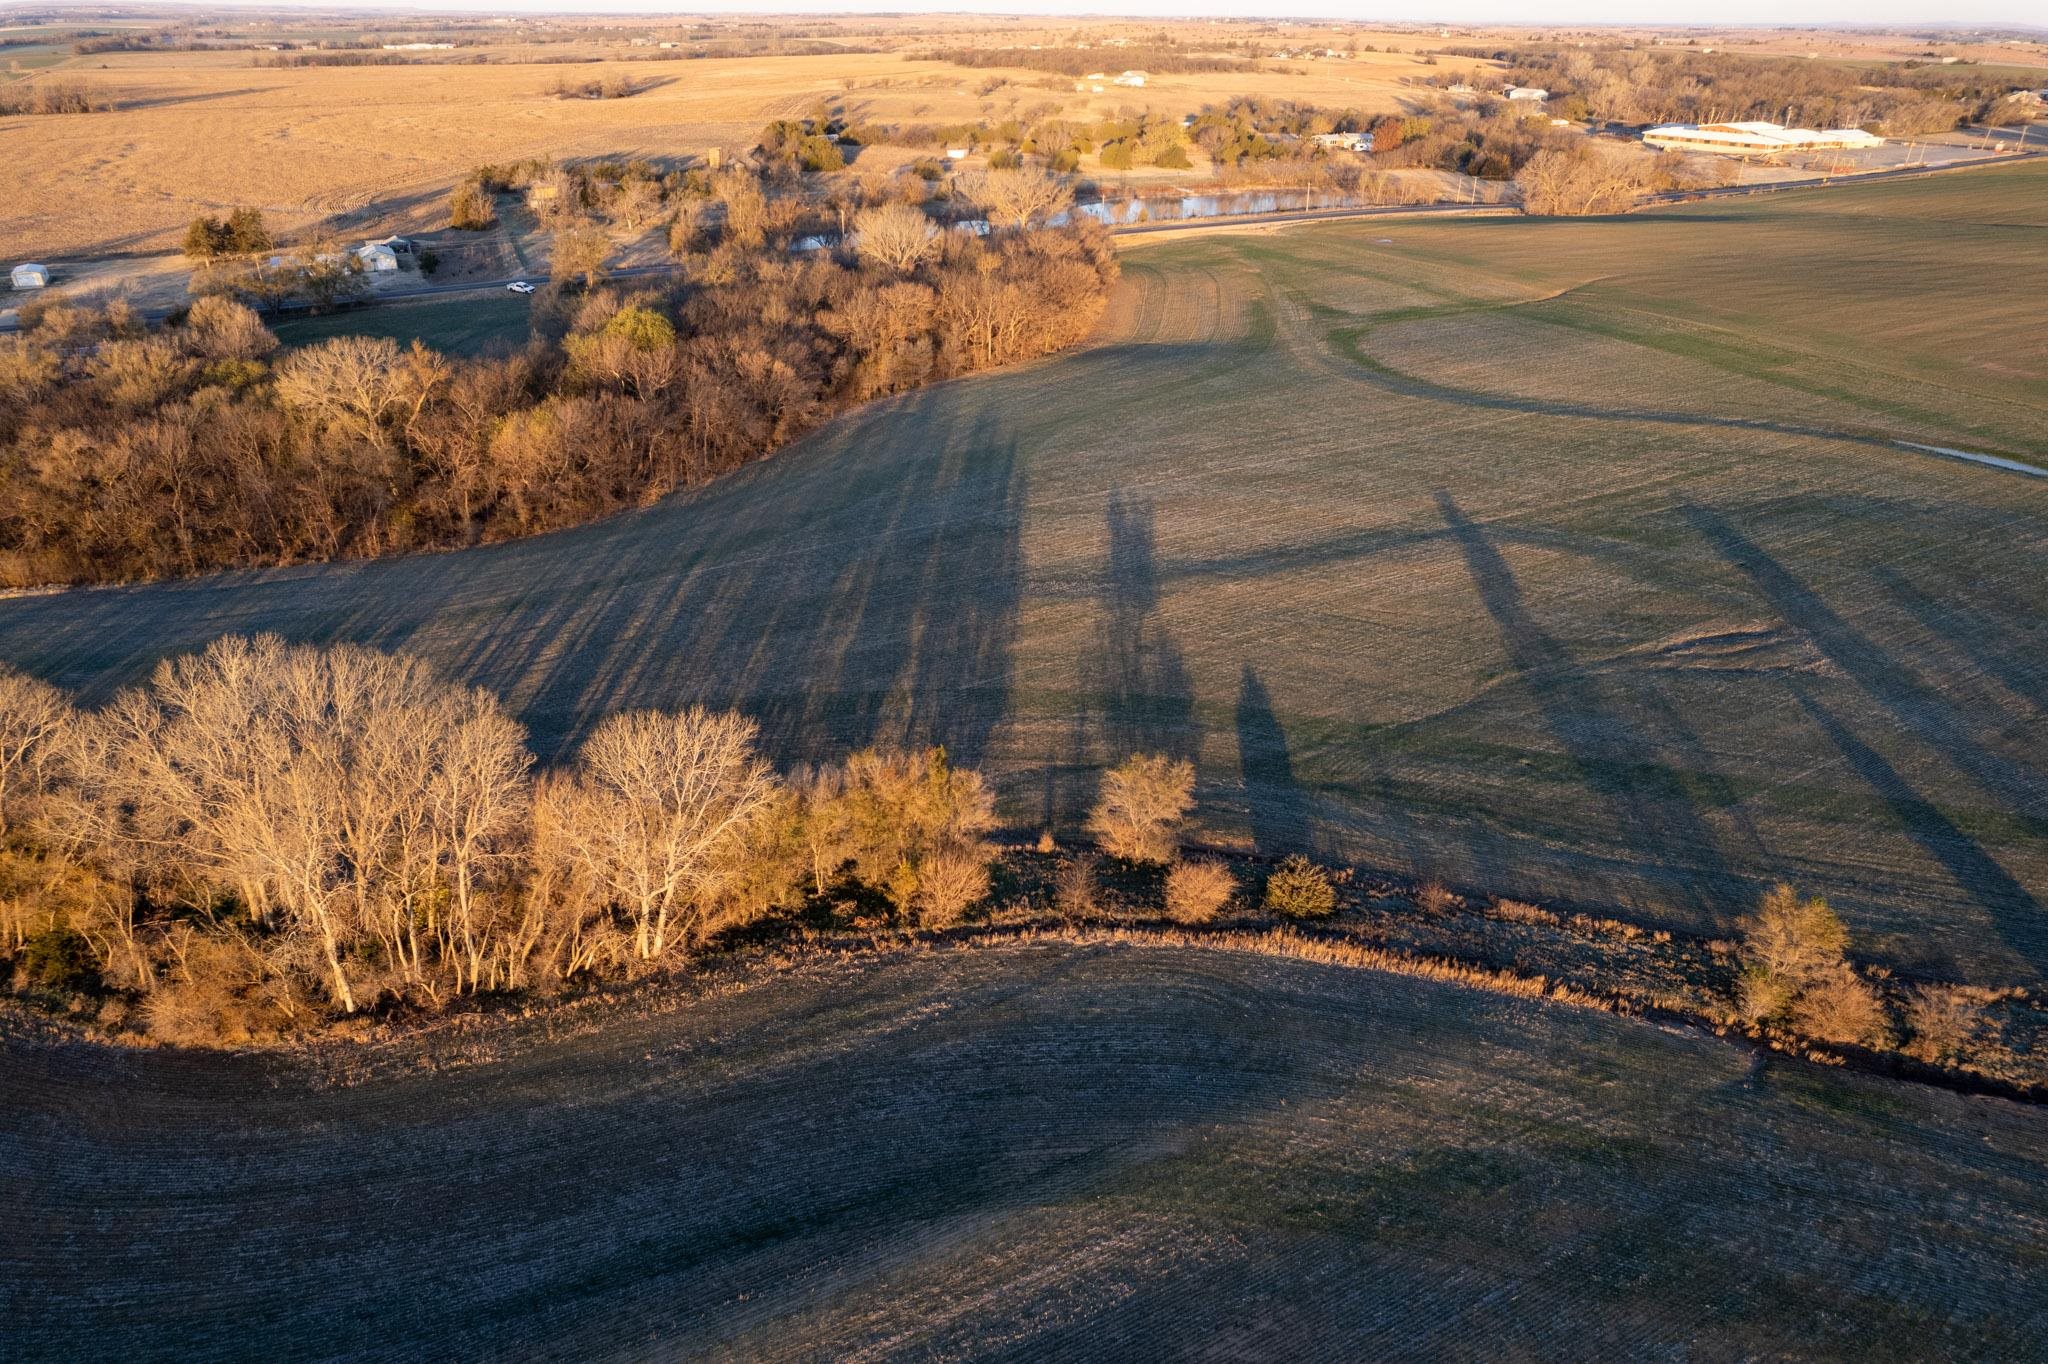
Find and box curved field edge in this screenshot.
[5,941,2046,1361]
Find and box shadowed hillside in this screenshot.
[7,945,2046,1360]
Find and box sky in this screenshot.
[191,1,2048,28]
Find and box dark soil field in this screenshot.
[7,943,2046,1361]
[1,164,2043,980]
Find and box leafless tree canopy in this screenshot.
[0,204,1117,590]
[1088,754,1196,865]
[0,665,73,839]
[851,202,941,274]
[961,168,1077,232]
[546,708,777,960]
[0,640,1023,1038]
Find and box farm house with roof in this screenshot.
[1641,122,1884,156]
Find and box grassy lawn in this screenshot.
[270,291,534,357]
[3,163,2044,979]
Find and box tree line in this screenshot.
[1452,45,1997,136]
[0,203,1115,589]
[0,637,2023,1084]
[0,638,1221,1043]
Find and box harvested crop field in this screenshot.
[2,166,2045,980]
[0,42,1439,260]
[6,942,2046,1360]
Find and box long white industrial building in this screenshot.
[1641,121,1884,155]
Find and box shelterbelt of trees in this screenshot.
[0,199,1116,589]
[0,636,1213,1043]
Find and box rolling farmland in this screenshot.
[1,165,2044,980]
[8,943,2047,1360]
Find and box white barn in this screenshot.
[11,263,50,289]
[1642,121,1884,156]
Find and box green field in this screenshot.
[7,943,2045,1359]
[269,290,535,357]
[1,164,2043,980]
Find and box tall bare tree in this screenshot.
[851,202,941,274]
[550,707,779,960]
[962,167,1075,231]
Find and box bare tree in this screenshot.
[839,746,996,913]
[273,336,411,453]
[0,664,72,839]
[428,691,532,991]
[1087,753,1196,864]
[1514,145,1645,216]
[551,707,779,960]
[713,168,769,249]
[181,296,278,362]
[851,202,940,274]
[1164,859,1235,924]
[962,167,1075,231]
[551,225,613,291]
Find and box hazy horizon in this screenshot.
[53,2,2048,35]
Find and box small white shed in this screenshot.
[11,263,50,290]
[356,243,400,272]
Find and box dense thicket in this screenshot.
[0,638,1008,1039]
[0,214,1115,589]
[0,78,104,115]
[0,634,1236,1045]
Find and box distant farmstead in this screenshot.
[1641,121,1884,155]
[10,263,50,289]
[1504,86,1549,102]
[1311,132,1374,153]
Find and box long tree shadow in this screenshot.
[1873,564,2048,722]
[1236,665,1312,855]
[1790,681,2046,976]
[1088,489,1197,762]
[500,399,1027,768]
[1683,503,2048,823]
[1437,491,1739,914]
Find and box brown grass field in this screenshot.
[1,164,2042,986]
[7,941,2047,1359]
[0,38,1450,260]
